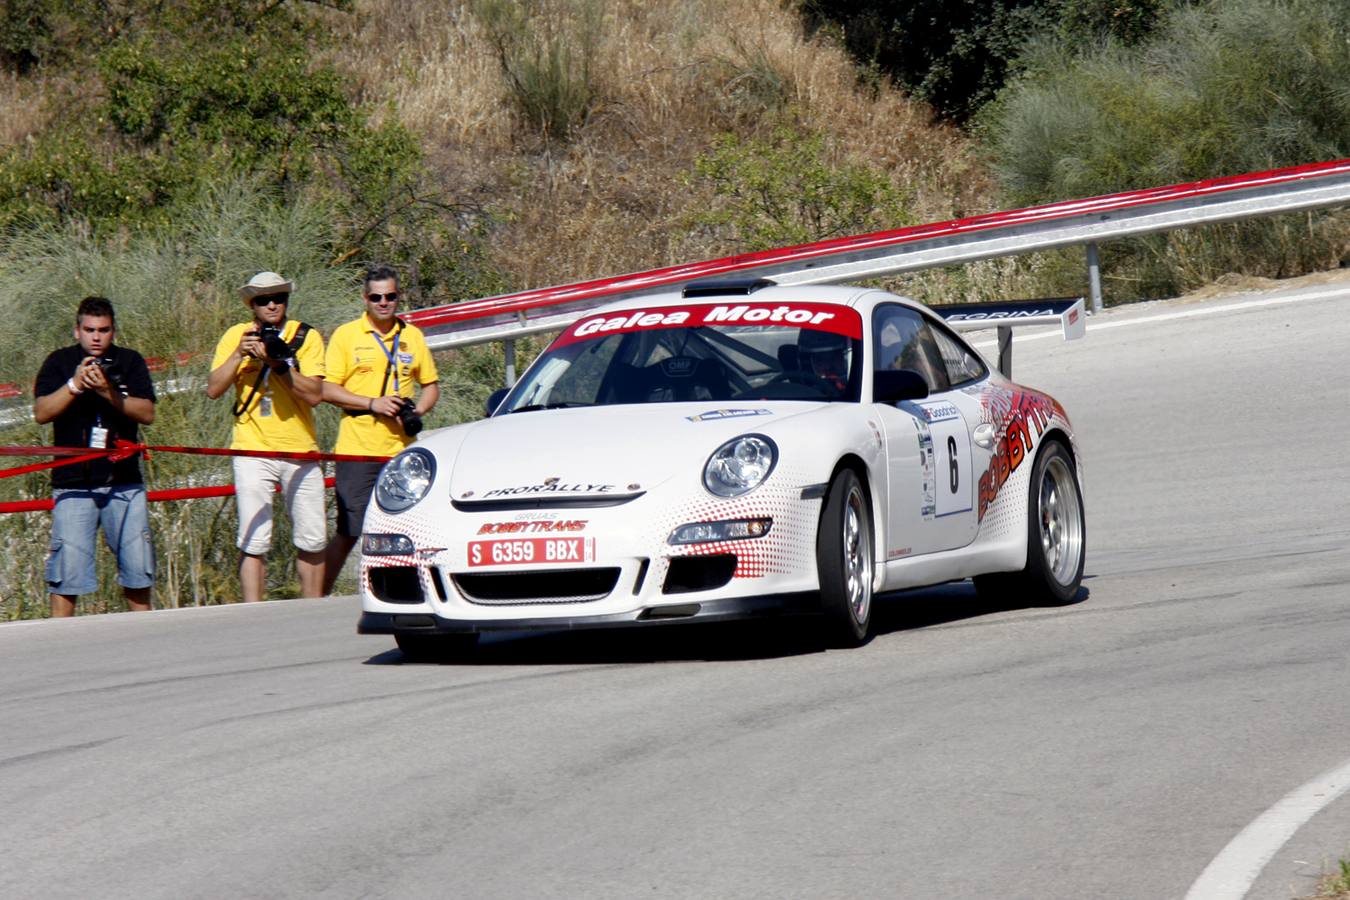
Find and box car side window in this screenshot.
[927,319,988,387]
[872,305,950,393]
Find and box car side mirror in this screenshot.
[486,387,509,417]
[873,369,930,403]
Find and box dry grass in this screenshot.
[327,2,514,151]
[326,0,995,300]
[1302,859,1350,899]
[0,70,54,149]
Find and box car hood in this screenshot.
[439,401,825,501]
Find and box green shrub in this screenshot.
[798,0,1060,123]
[0,1,508,304]
[980,0,1350,300]
[1054,0,1173,45]
[684,127,914,251]
[986,0,1350,201]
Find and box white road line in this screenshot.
[969,285,1350,349]
[1184,757,1350,899]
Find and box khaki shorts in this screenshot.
[234,457,327,555]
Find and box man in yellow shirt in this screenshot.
[321,265,440,594]
[207,271,327,602]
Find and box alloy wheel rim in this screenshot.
[1039,456,1083,586]
[844,487,871,623]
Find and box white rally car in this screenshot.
[358,281,1086,657]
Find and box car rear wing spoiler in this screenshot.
[935,297,1086,378]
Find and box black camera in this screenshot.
[257,324,294,365]
[395,398,423,436]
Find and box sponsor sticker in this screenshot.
[554,302,863,347]
[481,482,616,498]
[944,308,1055,321]
[917,401,960,423]
[685,408,772,422]
[476,520,588,534]
[467,537,596,567]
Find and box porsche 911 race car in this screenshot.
[358,280,1086,657]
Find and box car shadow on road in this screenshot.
[364,580,1090,667]
[871,580,1091,637]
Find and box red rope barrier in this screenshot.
[0,452,111,480]
[0,446,116,457]
[0,440,385,514]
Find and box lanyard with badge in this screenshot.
[86,356,116,448]
[374,321,405,397]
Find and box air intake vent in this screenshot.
[681,278,776,298]
[663,554,737,594]
[453,568,621,605]
[369,566,425,604]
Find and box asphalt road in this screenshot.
[3,277,1349,900]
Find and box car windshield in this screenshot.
[498,302,864,412]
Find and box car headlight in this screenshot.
[375,449,436,513]
[703,434,777,497]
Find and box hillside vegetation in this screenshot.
[0,0,1346,614]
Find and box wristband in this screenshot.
[66,377,83,395]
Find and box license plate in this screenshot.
[467,537,596,567]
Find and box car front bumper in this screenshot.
[358,590,820,635]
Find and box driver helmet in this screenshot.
[797,329,850,389]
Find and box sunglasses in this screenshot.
[366,292,399,303]
[252,293,289,307]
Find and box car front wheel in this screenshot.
[816,468,874,647]
[975,440,1085,606]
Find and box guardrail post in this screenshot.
[503,339,517,387]
[1086,242,1103,313]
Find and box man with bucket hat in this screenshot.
[207,271,327,602]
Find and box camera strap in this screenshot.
[230,321,311,419]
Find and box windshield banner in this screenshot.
[554,302,863,348]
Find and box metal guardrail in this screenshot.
[405,158,1350,372]
[4,159,1350,405]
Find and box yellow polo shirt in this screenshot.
[326,313,438,457]
[211,320,325,452]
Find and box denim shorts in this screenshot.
[46,485,155,596]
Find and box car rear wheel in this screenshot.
[974,440,1084,606]
[395,632,479,662]
[816,468,874,647]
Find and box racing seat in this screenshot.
[611,357,732,403]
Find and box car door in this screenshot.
[870,304,984,558]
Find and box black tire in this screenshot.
[395,632,479,662]
[816,468,875,647]
[974,440,1085,606]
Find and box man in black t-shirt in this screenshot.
[34,297,157,617]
